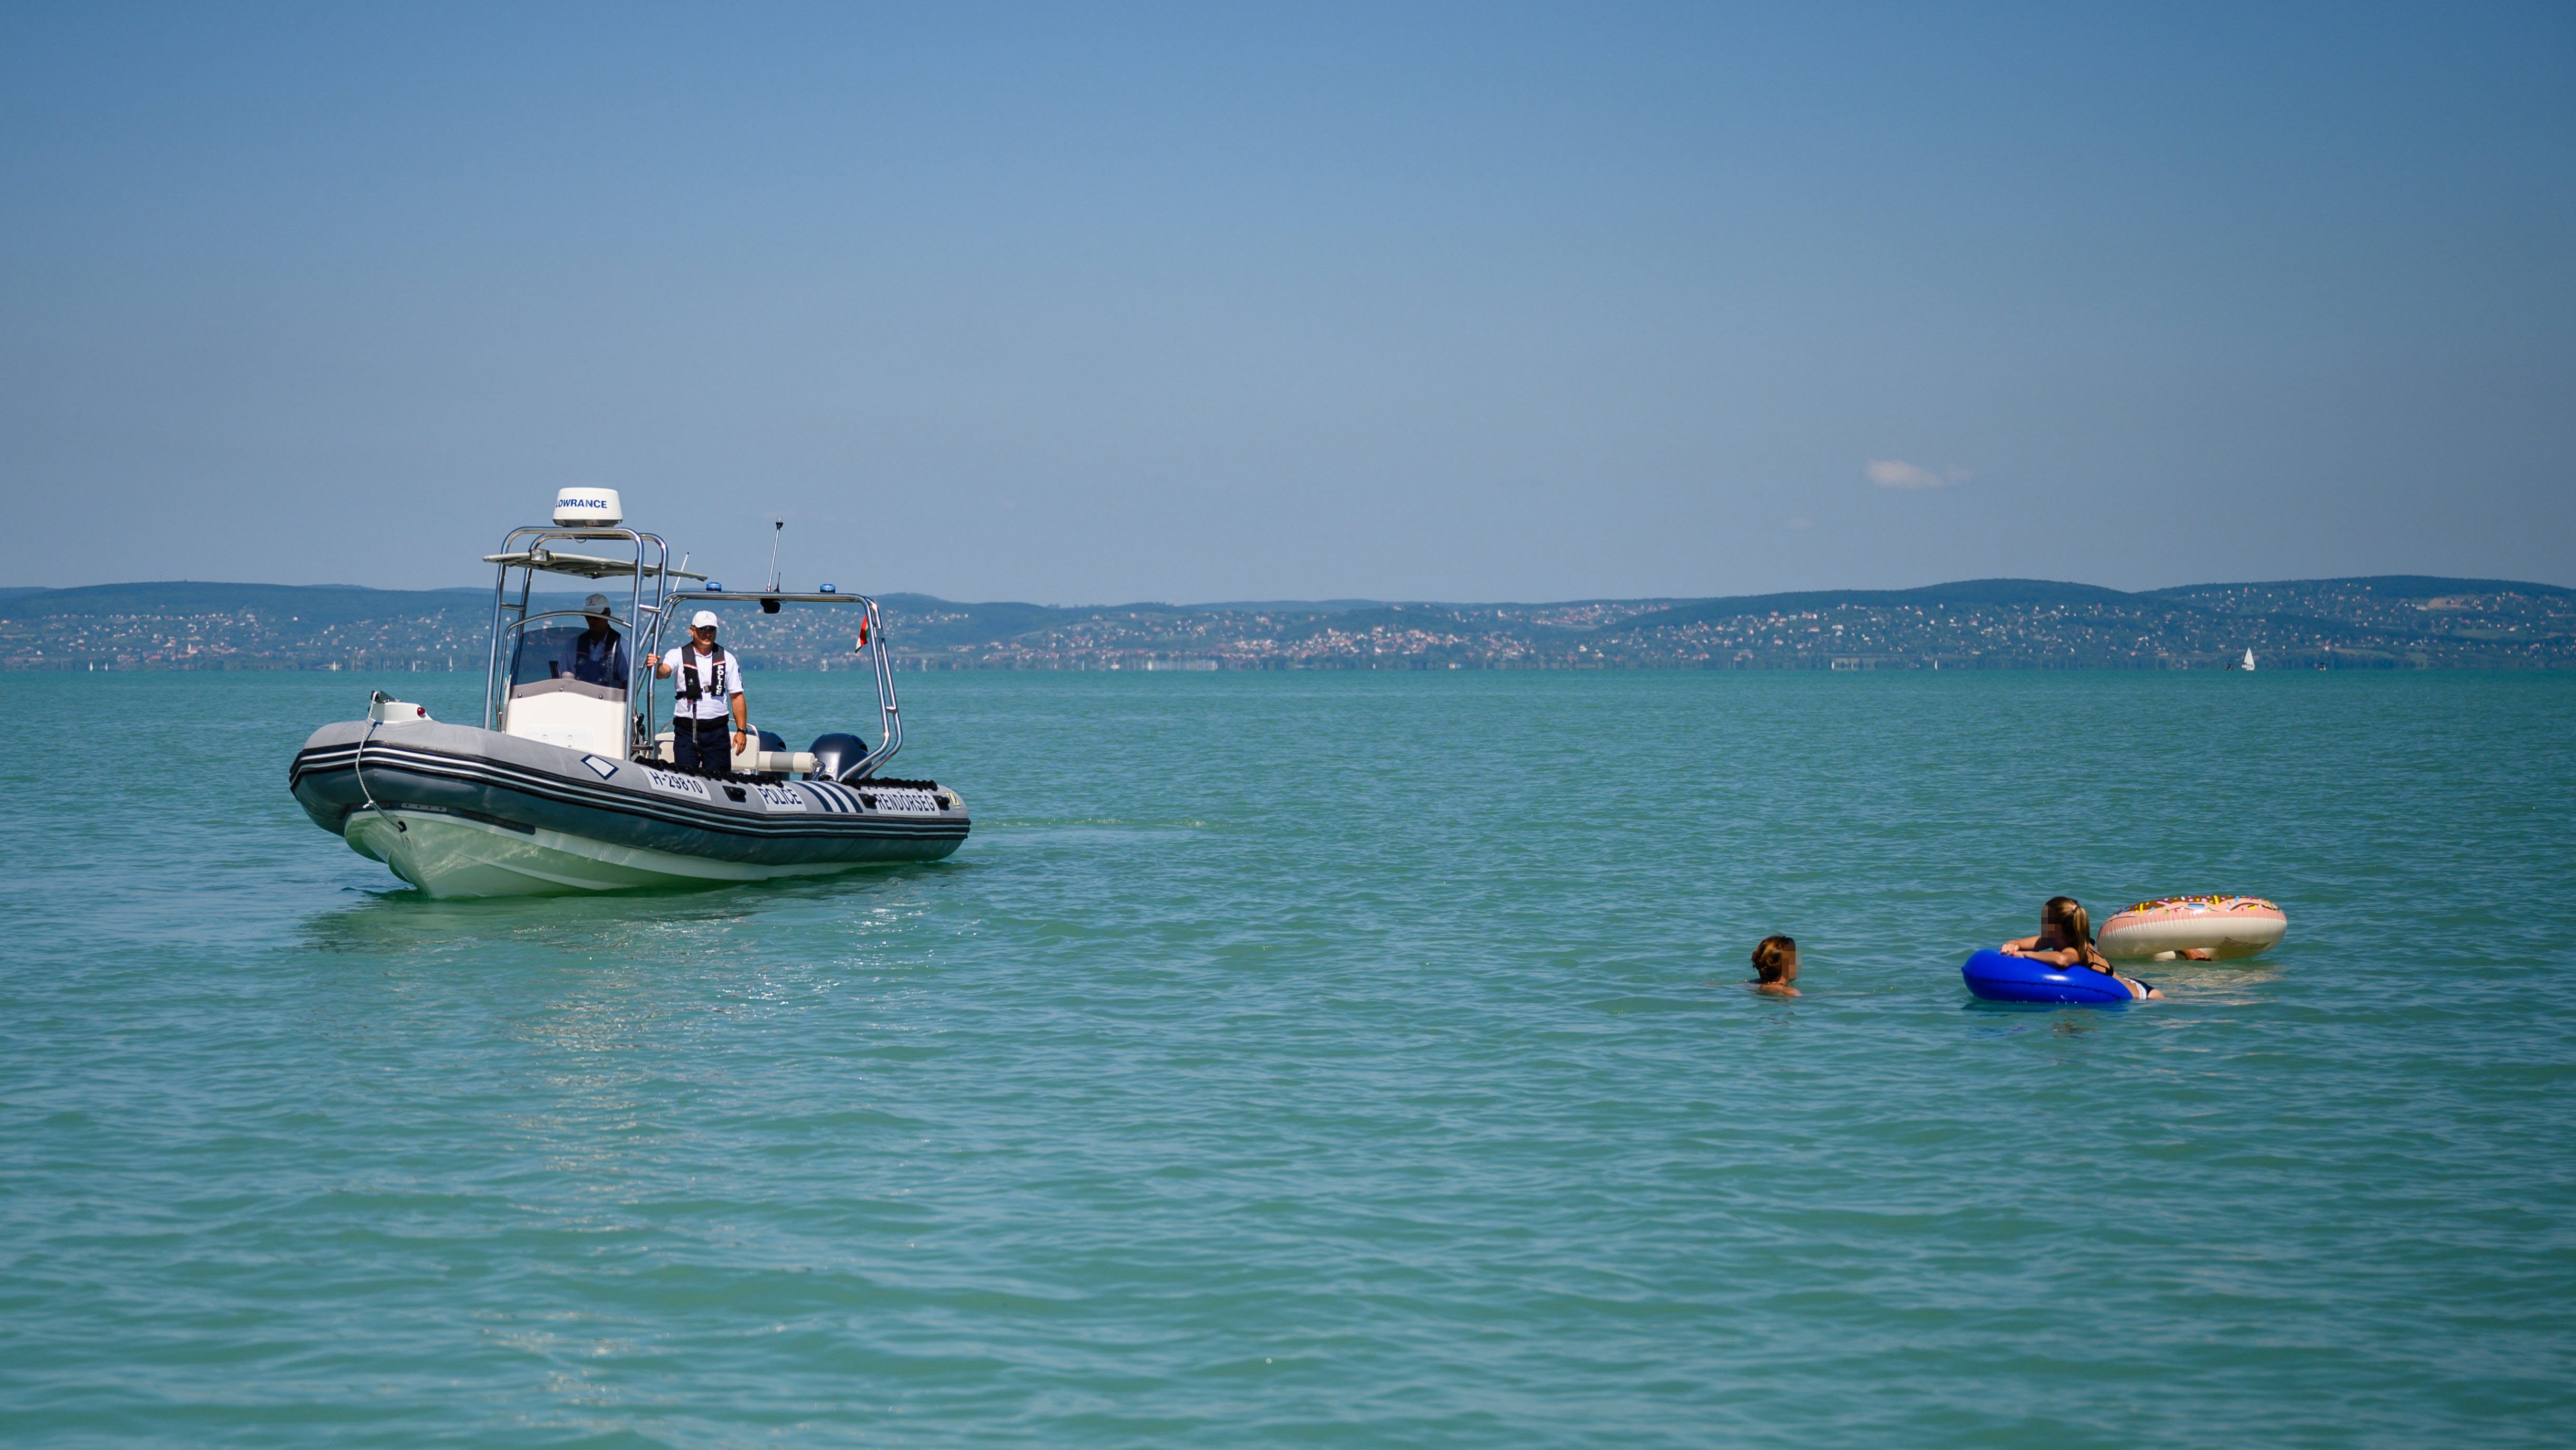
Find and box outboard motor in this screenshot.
[808,732,871,782]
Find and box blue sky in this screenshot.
[3,4,2569,600]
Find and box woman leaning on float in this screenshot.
[2000,897,2162,1001]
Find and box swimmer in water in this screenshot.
[1749,935,1801,996]
[2001,897,2162,1000]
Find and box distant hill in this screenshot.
[3,576,2570,670]
[1618,577,2137,632]
[0,581,491,623]
[2149,575,2574,603]
[1585,575,2573,671]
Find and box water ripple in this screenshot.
[1,670,2572,1445]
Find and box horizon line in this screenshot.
[4,572,2571,612]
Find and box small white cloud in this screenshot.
[1866,459,1971,490]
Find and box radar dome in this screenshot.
[553,488,624,527]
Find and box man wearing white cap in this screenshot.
[654,610,747,774]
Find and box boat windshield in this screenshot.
[508,624,627,697]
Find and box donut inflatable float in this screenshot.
[1960,950,2138,1006]
[2097,896,2286,961]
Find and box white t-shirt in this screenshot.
[665,644,742,721]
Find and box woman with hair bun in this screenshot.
[1748,935,1801,996]
[2000,897,2161,1000]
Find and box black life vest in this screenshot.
[678,645,730,704]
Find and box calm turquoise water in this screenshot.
[3,669,2573,1446]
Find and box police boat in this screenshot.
[288,489,969,897]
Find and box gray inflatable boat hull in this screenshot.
[289,719,967,898]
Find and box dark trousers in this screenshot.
[674,715,732,775]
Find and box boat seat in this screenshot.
[503,679,627,756]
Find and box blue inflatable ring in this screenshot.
[1961,949,2137,1006]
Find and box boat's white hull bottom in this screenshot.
[345,807,876,898]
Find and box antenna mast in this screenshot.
[765,518,785,592]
